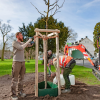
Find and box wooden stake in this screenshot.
[56,32,61,95]
[43,39,47,89]
[35,31,39,97]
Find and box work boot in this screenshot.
[11,96,18,100]
[61,89,71,93]
[18,91,26,97]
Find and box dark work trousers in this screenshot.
[11,61,25,96]
[63,59,76,89]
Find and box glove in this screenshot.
[29,37,35,45]
[30,41,35,45]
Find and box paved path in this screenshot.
[76,60,96,69]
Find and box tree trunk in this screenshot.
[46,0,49,50]
[1,42,5,61]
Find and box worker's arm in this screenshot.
[61,67,64,74]
[12,38,32,50]
[22,38,32,49]
[27,40,35,47]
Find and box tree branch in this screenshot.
[30,2,45,17]
[0,28,4,35]
[43,0,48,5]
[4,25,11,36]
[58,0,65,9]
[4,30,11,37]
[41,18,46,22]
[51,0,65,16]
[2,24,6,34]
[5,34,14,43]
[49,0,59,7]
[49,3,57,11]
[5,38,9,43]
[52,11,61,16]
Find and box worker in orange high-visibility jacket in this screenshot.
[52,55,76,93]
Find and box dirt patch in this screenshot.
[0,73,100,100]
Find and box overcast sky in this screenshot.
[0,0,100,43]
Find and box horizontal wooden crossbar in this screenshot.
[34,28,60,33]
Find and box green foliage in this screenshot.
[93,22,100,52]
[19,16,70,52]
[19,22,35,39]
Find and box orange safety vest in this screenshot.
[59,55,73,68]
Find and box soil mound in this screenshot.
[0,73,100,100]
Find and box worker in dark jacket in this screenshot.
[43,50,55,76]
[47,50,53,76]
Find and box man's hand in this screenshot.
[51,73,56,77]
[33,35,36,42]
[28,38,32,42]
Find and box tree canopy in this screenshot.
[19,16,77,52]
[93,22,100,52]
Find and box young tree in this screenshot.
[31,0,65,53]
[31,0,65,33]
[67,29,78,42]
[0,20,14,61]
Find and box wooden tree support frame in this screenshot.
[34,28,61,97]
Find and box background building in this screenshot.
[78,36,94,56]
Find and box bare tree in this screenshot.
[31,0,65,35]
[67,29,78,43]
[0,20,14,61]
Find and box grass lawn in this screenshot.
[0,59,100,85]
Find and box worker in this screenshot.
[47,50,53,60]
[43,50,54,76]
[52,55,76,93]
[47,50,55,76]
[11,32,35,100]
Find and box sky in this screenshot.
[0,0,100,44]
